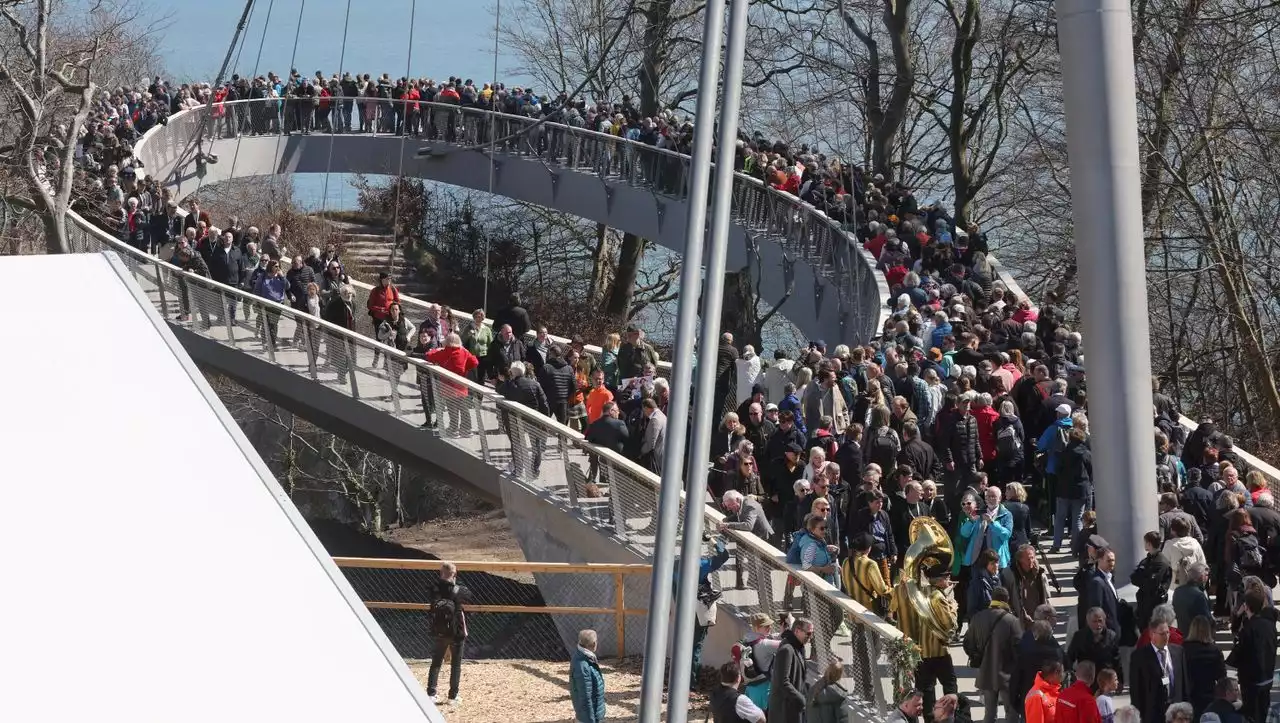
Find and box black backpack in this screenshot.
[996,422,1023,459]
[431,584,460,637]
[1236,535,1265,574]
[869,427,899,467]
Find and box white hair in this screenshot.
[577,629,598,649]
[508,362,526,378]
[1114,706,1141,723]
[723,490,744,506]
[310,246,321,258]
[1257,493,1275,509]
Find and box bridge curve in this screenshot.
[133,99,892,347]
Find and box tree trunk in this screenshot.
[588,222,615,307]
[639,0,675,117]
[874,0,916,181]
[721,267,764,350]
[604,232,646,320]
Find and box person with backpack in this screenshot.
[864,405,902,473]
[1154,431,1185,491]
[1225,510,1269,606]
[736,612,786,712]
[992,400,1025,486]
[426,561,472,707]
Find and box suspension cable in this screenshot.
[227,0,277,191]
[482,0,501,313]
[388,0,417,275]
[271,0,308,195]
[319,0,354,224]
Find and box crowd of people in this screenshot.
[67,68,1280,723]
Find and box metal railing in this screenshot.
[66,209,901,717]
[132,97,892,345]
[333,558,650,660]
[986,254,1280,495]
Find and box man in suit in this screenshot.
[1129,618,1188,723]
[1084,548,1121,636]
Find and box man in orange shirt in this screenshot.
[1057,661,1101,723]
[585,369,614,424]
[1025,661,1063,723]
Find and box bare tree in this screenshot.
[0,0,155,254]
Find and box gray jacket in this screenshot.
[963,602,1023,691]
[641,409,667,471]
[724,497,774,540]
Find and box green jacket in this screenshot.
[463,321,493,358]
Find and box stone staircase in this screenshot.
[325,220,429,298]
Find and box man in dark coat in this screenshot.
[497,362,550,476]
[206,230,248,322]
[767,617,813,723]
[1130,531,1172,631]
[714,332,740,417]
[1084,548,1121,636]
[899,422,942,480]
[1226,589,1277,723]
[492,293,532,340]
[963,587,1022,723]
[1000,543,1051,627]
[1130,618,1188,723]
[535,344,577,424]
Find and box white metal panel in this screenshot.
[0,253,442,722]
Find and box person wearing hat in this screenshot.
[768,442,807,547]
[850,490,896,581]
[734,611,786,711]
[892,559,959,713]
[1037,404,1075,550]
[763,402,780,426]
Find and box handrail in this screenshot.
[987,253,1280,495]
[133,97,893,346]
[332,558,651,574]
[67,203,900,716]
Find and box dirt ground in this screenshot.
[384,509,529,565]
[407,657,711,723]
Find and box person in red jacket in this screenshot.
[1025,661,1063,723]
[426,332,480,435]
[367,272,401,329]
[972,393,1001,466]
[1057,660,1101,723]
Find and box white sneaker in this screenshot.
[447,698,460,707]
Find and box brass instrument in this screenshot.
[897,516,957,646]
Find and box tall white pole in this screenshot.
[666,0,749,717]
[1056,0,1156,569]
[636,1,727,720]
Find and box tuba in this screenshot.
[899,516,956,642]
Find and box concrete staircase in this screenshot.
[325,220,429,298]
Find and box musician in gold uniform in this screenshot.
[892,518,960,712]
[844,533,894,701]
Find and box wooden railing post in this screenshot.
[615,572,626,658]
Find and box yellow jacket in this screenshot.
[843,554,891,611]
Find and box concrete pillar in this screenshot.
[1056,0,1157,569]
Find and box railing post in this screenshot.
[606,462,627,542]
[559,434,573,501]
[870,632,888,715]
[615,572,626,658]
[389,355,403,417]
[566,439,580,507]
[264,306,277,364]
[302,322,318,380]
[347,339,360,399]
[153,261,169,316]
[473,393,490,462]
[223,290,235,344]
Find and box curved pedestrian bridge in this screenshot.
[138,99,891,348]
[76,98,1280,723]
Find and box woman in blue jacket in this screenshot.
[569,629,606,723]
